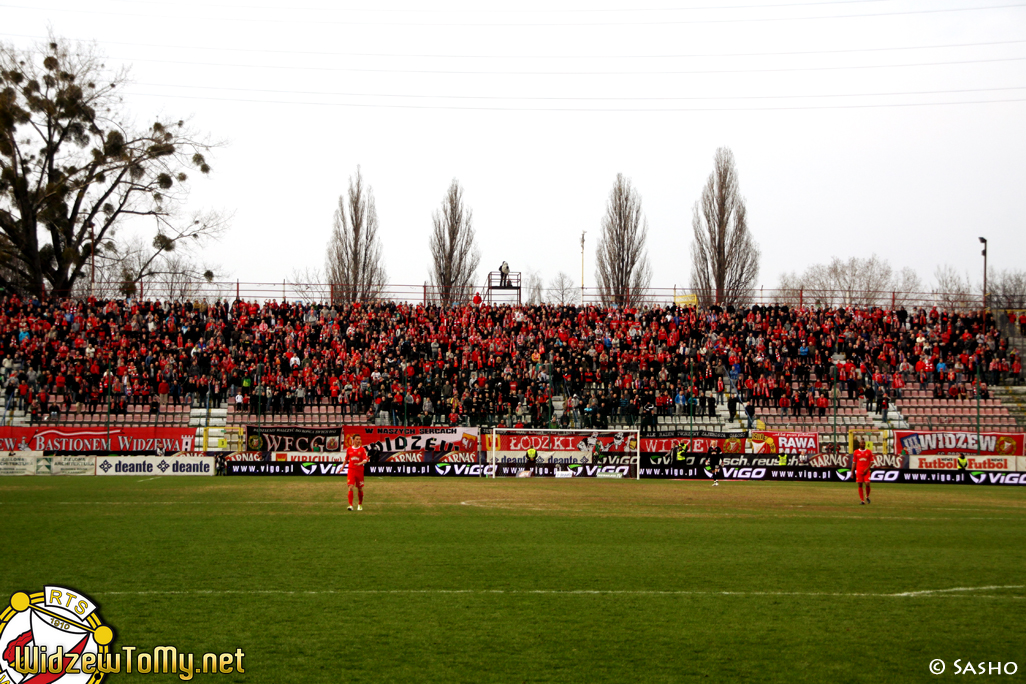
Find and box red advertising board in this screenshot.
[750,431,820,455]
[0,426,195,453]
[342,426,479,462]
[894,430,1024,457]
[481,432,745,455]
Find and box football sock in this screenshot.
[865,483,871,498]
[858,483,864,501]
[358,490,364,504]
[348,490,354,505]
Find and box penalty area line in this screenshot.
[95,585,1025,598]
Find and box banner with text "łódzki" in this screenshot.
[484,431,744,465]
[0,426,195,453]
[893,430,1024,457]
[343,426,480,463]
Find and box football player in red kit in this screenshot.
[853,439,875,505]
[346,434,370,511]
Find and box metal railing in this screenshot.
[63,281,996,312]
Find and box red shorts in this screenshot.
[347,470,364,486]
[855,469,871,483]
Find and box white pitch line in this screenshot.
[95,585,1025,598]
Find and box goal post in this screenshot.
[848,428,890,456]
[487,427,641,480]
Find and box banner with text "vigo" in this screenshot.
[894,430,1024,457]
[636,464,1026,485]
[0,426,195,453]
[225,461,497,476]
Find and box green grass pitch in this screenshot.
[2,476,1024,683]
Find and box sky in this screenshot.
[4,0,1025,300]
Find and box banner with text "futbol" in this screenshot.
[893,430,1025,457]
[0,426,195,453]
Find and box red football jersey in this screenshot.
[346,446,368,474]
[853,448,874,471]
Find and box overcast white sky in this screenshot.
[5,0,1025,297]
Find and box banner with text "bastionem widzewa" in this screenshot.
[0,426,195,453]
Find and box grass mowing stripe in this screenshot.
[94,585,1024,598]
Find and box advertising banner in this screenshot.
[893,430,1024,457]
[244,426,341,452]
[52,455,96,475]
[344,426,480,463]
[805,452,909,469]
[0,427,195,453]
[0,451,41,475]
[95,455,214,476]
[910,455,1016,471]
[224,460,628,478]
[749,431,820,455]
[637,464,1026,485]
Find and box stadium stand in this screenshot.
[0,294,1021,451]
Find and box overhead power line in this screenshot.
[126,90,1026,111]
[101,0,892,13]
[3,31,1024,60]
[98,54,1026,76]
[3,2,1025,26]
[130,83,1026,102]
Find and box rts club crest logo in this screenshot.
[0,586,114,683]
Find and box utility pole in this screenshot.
[979,237,988,309]
[580,231,586,306]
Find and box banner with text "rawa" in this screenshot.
[749,431,820,455]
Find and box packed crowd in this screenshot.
[0,292,1019,428]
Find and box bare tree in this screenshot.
[989,269,1026,311]
[524,269,544,305]
[776,255,901,308]
[287,266,329,304]
[892,267,925,309]
[548,271,579,305]
[429,179,480,308]
[0,35,221,298]
[690,147,760,307]
[933,264,975,312]
[75,232,220,300]
[595,173,652,308]
[326,167,387,304]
